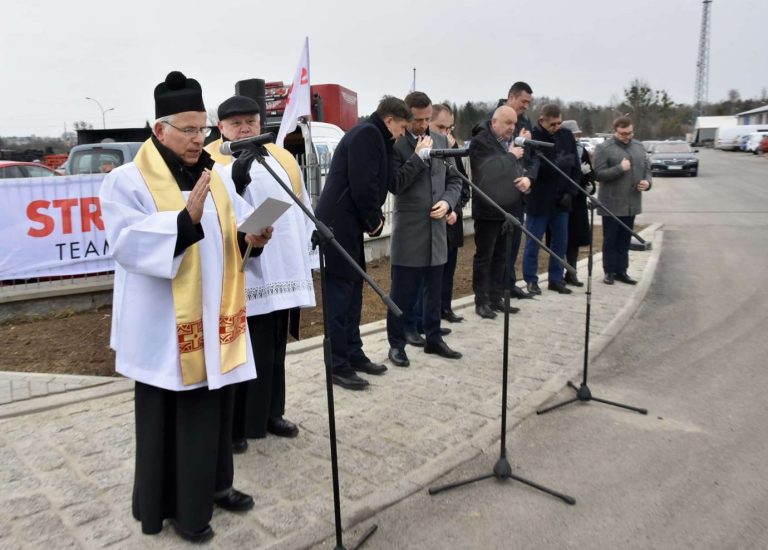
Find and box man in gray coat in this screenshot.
[593,116,651,285]
[386,92,463,367]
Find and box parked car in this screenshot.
[65,142,142,175]
[0,160,59,179]
[746,131,768,154]
[649,141,699,177]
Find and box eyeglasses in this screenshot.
[435,124,455,132]
[162,121,211,137]
[616,130,634,137]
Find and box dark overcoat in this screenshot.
[389,131,462,267]
[526,125,581,216]
[468,120,526,221]
[314,114,393,280]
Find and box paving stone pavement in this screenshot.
[0,226,661,550]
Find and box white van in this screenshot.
[273,121,345,204]
[715,125,768,150]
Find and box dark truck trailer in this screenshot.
[76,127,152,145]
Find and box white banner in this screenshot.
[276,36,311,148]
[0,174,113,279]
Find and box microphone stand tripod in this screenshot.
[532,149,647,416]
[427,160,576,505]
[246,146,402,550]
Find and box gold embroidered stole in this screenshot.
[133,139,247,385]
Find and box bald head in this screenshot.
[492,105,518,140]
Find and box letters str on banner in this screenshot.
[0,174,113,279]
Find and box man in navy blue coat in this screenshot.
[315,96,411,390]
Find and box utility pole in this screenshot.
[693,0,713,117]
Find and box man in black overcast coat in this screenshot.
[314,96,411,391]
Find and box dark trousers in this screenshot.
[233,310,289,440]
[133,382,234,534]
[602,215,635,274]
[388,264,443,349]
[325,272,367,372]
[505,224,522,285]
[473,219,507,306]
[441,245,459,312]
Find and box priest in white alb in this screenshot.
[206,95,318,448]
[99,71,270,544]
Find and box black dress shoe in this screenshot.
[351,360,388,375]
[564,273,584,287]
[614,272,638,285]
[510,286,534,299]
[332,370,370,390]
[548,280,573,294]
[475,304,497,319]
[404,331,426,347]
[440,327,452,336]
[267,417,299,438]
[526,282,542,295]
[424,341,462,359]
[489,301,520,314]
[603,273,615,285]
[232,438,248,454]
[170,520,214,543]
[441,309,464,323]
[388,347,410,367]
[214,488,254,512]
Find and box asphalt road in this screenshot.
[314,149,768,550]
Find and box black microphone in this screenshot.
[219,133,275,155]
[513,136,554,149]
[428,148,470,158]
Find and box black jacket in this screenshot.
[469,120,525,221]
[315,113,393,280]
[526,125,581,216]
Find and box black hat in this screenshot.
[154,71,205,118]
[217,95,260,121]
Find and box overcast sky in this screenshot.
[1,0,766,137]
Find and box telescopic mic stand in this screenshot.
[427,157,576,505]
[531,149,647,416]
[246,145,401,550]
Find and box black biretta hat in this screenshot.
[217,95,260,121]
[154,71,205,118]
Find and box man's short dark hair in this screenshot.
[404,91,432,110]
[613,115,633,130]
[508,81,533,97]
[540,103,562,119]
[376,96,412,121]
[431,103,453,119]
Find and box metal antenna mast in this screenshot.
[694,0,713,116]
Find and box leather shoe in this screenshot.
[388,347,410,367]
[404,331,425,347]
[232,438,248,454]
[526,281,542,295]
[489,301,520,314]
[214,488,254,512]
[424,341,462,359]
[439,327,452,336]
[267,417,299,438]
[614,272,637,285]
[603,273,615,285]
[351,360,387,375]
[441,309,464,323]
[564,273,584,287]
[548,280,573,294]
[510,286,534,299]
[332,370,369,390]
[475,304,497,319]
[170,520,214,543]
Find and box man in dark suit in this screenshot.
[386,92,463,368]
[469,106,531,319]
[315,96,411,390]
[523,104,581,295]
